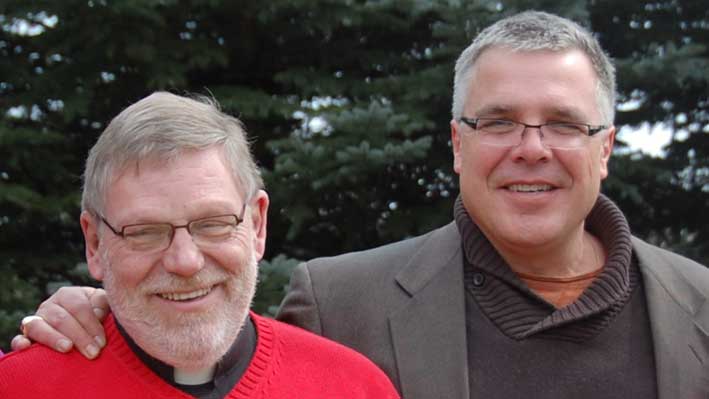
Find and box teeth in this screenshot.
[508,184,553,192]
[159,287,212,301]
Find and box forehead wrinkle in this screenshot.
[104,149,243,225]
[112,199,240,226]
[466,48,601,123]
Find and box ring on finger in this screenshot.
[20,315,45,336]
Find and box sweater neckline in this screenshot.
[104,311,277,398]
[516,266,603,283]
[455,194,637,340]
[115,313,256,397]
[226,313,276,398]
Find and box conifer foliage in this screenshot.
[0,0,706,350]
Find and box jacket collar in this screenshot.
[389,223,470,399]
[634,236,709,398]
[388,224,709,399]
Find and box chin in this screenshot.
[103,255,259,370]
[112,290,252,370]
[491,216,571,249]
[157,312,246,370]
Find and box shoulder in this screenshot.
[256,314,382,365]
[633,235,709,294]
[0,316,165,398]
[0,344,88,395]
[0,343,82,372]
[633,236,709,280]
[251,313,398,399]
[276,222,461,344]
[283,222,459,314]
[281,222,461,317]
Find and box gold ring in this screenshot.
[20,315,44,336]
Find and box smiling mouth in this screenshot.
[158,286,213,302]
[506,184,554,193]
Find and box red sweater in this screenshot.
[0,313,399,398]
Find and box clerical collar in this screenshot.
[115,314,257,399]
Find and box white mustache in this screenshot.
[142,270,231,295]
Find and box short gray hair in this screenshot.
[452,11,616,124]
[82,91,264,215]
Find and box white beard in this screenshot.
[102,251,258,371]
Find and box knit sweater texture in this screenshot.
[456,194,641,340]
[456,194,657,397]
[0,312,400,399]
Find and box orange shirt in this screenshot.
[517,267,604,309]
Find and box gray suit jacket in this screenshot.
[276,222,709,399]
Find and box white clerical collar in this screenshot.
[173,366,216,385]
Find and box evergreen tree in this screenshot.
[0,0,706,351]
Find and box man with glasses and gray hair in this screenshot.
[0,92,399,398]
[11,11,709,399]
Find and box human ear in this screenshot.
[248,190,269,260]
[451,119,463,174]
[80,211,106,281]
[599,126,616,179]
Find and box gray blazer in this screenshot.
[276,222,709,399]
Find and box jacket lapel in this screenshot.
[634,238,709,398]
[389,223,469,399]
[386,228,709,399]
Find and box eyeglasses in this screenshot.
[458,117,608,149]
[99,204,247,252]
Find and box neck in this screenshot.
[173,365,216,385]
[497,228,606,278]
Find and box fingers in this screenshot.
[16,309,74,354]
[10,335,32,352]
[36,301,103,358]
[87,287,110,320]
[32,286,109,359]
[60,287,109,343]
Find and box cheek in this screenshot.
[212,250,248,274]
[556,149,601,189]
[204,236,254,274]
[467,149,511,191]
[458,143,502,181]
[584,148,604,180]
[101,247,157,288]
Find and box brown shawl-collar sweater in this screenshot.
[456,194,658,398]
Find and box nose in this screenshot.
[161,228,205,277]
[510,126,552,163]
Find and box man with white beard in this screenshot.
[0,92,399,399]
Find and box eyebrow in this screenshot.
[473,105,513,117]
[472,104,589,122]
[113,202,240,225]
[545,107,588,122]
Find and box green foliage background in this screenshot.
[1,0,707,351]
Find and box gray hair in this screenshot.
[452,11,616,124]
[82,91,263,215]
